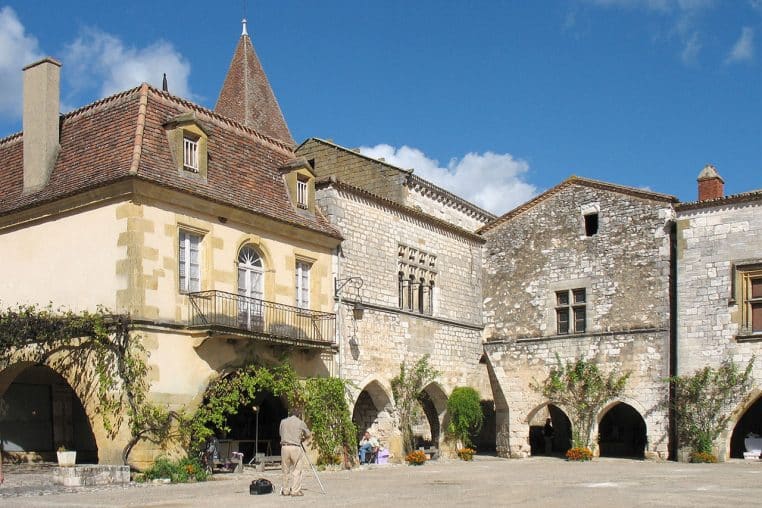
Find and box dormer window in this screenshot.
[297,177,308,208]
[164,112,208,181]
[183,135,199,172]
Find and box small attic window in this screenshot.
[296,176,308,208]
[183,134,200,172]
[584,213,599,237]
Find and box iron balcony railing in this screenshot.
[188,290,336,347]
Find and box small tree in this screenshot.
[302,377,357,465]
[446,386,483,449]
[391,355,439,454]
[669,357,754,456]
[531,355,629,449]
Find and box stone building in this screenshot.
[297,138,496,457]
[0,26,341,467]
[480,176,677,459]
[675,166,762,460]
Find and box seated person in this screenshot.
[358,431,380,464]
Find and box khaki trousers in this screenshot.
[281,445,303,494]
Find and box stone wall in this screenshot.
[676,197,762,458]
[482,181,675,458]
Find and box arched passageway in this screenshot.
[598,403,647,458]
[411,383,448,449]
[529,404,571,456]
[730,396,762,458]
[475,400,496,452]
[0,365,98,462]
[214,390,287,462]
[352,381,394,445]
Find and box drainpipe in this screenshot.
[668,219,678,460]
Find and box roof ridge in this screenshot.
[0,131,22,146]
[129,84,150,175]
[478,175,678,234]
[149,85,294,155]
[317,176,485,242]
[303,137,494,220]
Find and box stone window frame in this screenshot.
[178,226,206,294]
[731,260,762,338]
[164,112,209,182]
[397,244,436,315]
[546,279,591,336]
[555,288,587,334]
[580,202,600,239]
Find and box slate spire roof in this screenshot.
[214,20,294,146]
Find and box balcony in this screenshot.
[188,290,336,349]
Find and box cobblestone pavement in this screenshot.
[2,456,762,507]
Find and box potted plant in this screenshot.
[456,447,476,461]
[405,449,427,466]
[57,445,77,466]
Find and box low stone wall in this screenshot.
[53,465,131,487]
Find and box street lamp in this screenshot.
[252,405,259,464]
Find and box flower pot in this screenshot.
[57,451,77,466]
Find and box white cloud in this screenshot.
[63,27,193,104]
[0,7,43,120]
[726,27,755,63]
[358,144,537,215]
[680,32,702,64]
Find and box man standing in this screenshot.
[279,409,312,497]
[543,418,555,455]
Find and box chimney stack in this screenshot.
[23,57,62,194]
[697,164,724,202]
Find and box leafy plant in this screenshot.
[565,447,593,462]
[391,355,440,454]
[456,447,475,461]
[668,357,754,455]
[531,355,629,449]
[689,451,718,464]
[302,377,357,465]
[140,456,208,483]
[446,387,483,448]
[0,304,179,464]
[405,449,427,465]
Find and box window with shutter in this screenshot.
[179,231,202,293]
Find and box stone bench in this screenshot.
[53,465,131,487]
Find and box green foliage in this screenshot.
[302,377,357,465]
[668,357,754,455]
[391,355,440,454]
[187,363,355,466]
[0,304,177,464]
[140,456,208,483]
[531,355,629,448]
[446,387,484,448]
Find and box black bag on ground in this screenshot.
[250,478,273,495]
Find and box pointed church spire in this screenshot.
[215,20,294,146]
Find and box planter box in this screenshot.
[57,451,77,466]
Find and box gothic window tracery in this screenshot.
[397,244,436,315]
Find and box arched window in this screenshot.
[237,245,264,330]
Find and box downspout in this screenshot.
[668,219,678,460]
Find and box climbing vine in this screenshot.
[391,354,440,454]
[531,355,629,449]
[0,303,174,464]
[187,363,356,465]
[668,357,754,457]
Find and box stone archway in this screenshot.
[218,389,287,461]
[414,382,448,448]
[598,402,647,459]
[527,403,572,456]
[0,364,98,462]
[729,395,762,459]
[351,380,394,445]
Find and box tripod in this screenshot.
[300,443,326,494]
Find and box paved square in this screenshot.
[2,456,762,507]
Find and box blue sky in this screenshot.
[1,1,759,214]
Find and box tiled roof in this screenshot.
[676,189,762,212]
[0,85,341,240]
[214,34,294,146]
[478,175,678,234]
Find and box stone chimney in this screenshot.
[697,164,724,202]
[23,57,61,194]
